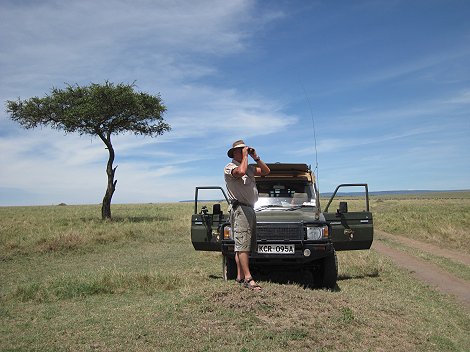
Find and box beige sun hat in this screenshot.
[227,139,247,158]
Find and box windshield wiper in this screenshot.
[285,204,315,211]
[255,204,284,211]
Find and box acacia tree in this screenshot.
[6,81,170,219]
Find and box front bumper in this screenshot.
[221,240,334,266]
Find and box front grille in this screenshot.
[256,222,304,241]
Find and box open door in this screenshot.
[323,184,373,251]
[191,187,230,251]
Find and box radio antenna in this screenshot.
[301,85,319,187]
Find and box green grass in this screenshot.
[1,200,469,351]
[322,191,470,254]
[371,197,470,254]
[0,203,186,259]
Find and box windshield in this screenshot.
[254,180,317,210]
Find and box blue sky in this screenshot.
[1,0,469,206]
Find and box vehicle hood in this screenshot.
[255,207,324,223]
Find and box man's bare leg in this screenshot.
[238,251,261,290]
[235,252,245,282]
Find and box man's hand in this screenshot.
[242,146,250,158]
[248,147,259,160]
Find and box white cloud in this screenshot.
[0,0,275,102]
[442,89,470,105]
[293,124,441,155]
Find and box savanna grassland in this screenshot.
[1,194,469,351]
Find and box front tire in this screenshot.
[222,254,237,281]
[322,249,338,289]
[311,250,338,289]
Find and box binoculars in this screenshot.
[248,148,255,154]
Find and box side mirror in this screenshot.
[337,201,348,214]
[213,203,222,215]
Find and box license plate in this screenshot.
[257,244,295,254]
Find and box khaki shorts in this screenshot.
[230,204,256,252]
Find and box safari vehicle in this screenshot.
[190,163,373,289]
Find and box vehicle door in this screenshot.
[323,184,373,251]
[190,187,230,251]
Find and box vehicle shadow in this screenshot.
[210,269,379,292]
[254,270,313,287]
[211,270,344,292]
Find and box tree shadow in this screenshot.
[78,216,173,223]
[112,216,173,223]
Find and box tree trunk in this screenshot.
[101,133,117,220]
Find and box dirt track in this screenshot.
[373,230,470,308]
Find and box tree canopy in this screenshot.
[7,81,169,137]
[6,81,170,219]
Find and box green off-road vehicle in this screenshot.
[190,163,373,289]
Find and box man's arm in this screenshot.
[250,149,270,176]
[254,158,270,176]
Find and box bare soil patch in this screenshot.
[373,233,470,308]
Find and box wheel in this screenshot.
[222,254,237,281]
[310,265,323,289]
[310,249,338,289]
[322,249,338,289]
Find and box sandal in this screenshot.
[235,278,244,285]
[243,277,262,291]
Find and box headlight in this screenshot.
[306,225,328,240]
[223,226,233,240]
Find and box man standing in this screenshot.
[224,140,270,291]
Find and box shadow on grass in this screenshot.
[338,270,380,281]
[112,216,174,223]
[78,216,173,223]
[209,270,346,292]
